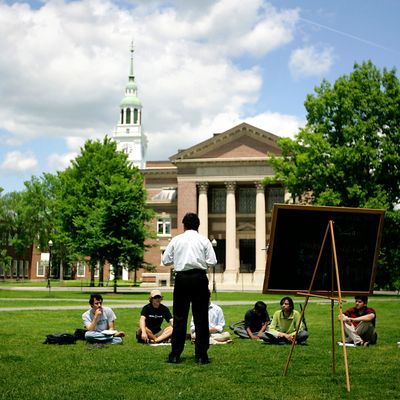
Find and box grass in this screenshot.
[0,292,399,400]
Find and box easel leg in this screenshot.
[330,221,351,392]
[331,299,336,374]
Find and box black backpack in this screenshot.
[43,332,76,345]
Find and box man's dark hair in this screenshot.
[355,295,368,304]
[89,293,103,305]
[280,296,294,311]
[254,301,267,316]
[182,212,200,231]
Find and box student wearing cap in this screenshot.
[137,289,173,344]
[162,212,217,364]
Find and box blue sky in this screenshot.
[1,0,399,193]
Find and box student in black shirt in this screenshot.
[137,289,173,344]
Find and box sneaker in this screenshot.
[337,341,356,347]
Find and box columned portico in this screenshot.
[144,122,285,291]
[197,182,209,237]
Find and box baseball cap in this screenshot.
[150,289,162,298]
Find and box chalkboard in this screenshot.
[263,204,385,295]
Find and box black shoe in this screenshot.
[195,356,210,365]
[166,354,180,364]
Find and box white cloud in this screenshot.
[289,45,334,79]
[0,0,300,145]
[146,110,304,160]
[1,151,38,172]
[0,0,305,189]
[47,152,78,171]
[244,112,305,139]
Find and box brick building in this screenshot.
[141,122,285,291]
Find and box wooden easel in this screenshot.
[283,220,351,393]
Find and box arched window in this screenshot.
[120,109,124,124]
[134,108,138,124]
[126,108,131,124]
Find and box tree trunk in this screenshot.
[98,264,104,287]
[90,261,95,287]
[59,260,64,284]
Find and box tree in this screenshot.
[58,136,153,291]
[266,61,400,289]
[268,61,400,209]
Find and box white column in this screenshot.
[225,182,236,272]
[197,182,209,238]
[255,182,266,272]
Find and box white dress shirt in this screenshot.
[190,303,225,334]
[162,229,217,272]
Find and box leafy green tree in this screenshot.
[0,191,32,260]
[268,61,400,210]
[58,136,153,291]
[266,61,400,289]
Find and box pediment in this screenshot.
[170,123,281,161]
[237,222,256,231]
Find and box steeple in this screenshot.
[112,41,147,169]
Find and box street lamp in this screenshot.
[47,240,53,292]
[211,238,217,299]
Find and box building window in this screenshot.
[209,187,226,213]
[267,188,285,212]
[37,261,45,277]
[24,260,29,278]
[134,108,138,124]
[126,108,131,124]
[239,239,255,273]
[94,262,100,278]
[157,218,171,236]
[120,109,124,124]
[238,187,256,213]
[77,261,86,278]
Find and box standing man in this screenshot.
[162,212,217,364]
[82,293,125,345]
[338,295,377,346]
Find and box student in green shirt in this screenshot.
[264,297,308,344]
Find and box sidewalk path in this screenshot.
[1,297,398,312]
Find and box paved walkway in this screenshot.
[1,297,398,312]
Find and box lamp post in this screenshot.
[47,240,53,293]
[211,238,217,299]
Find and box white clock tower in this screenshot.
[113,43,147,169]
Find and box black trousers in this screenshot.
[171,270,209,359]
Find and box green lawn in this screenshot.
[0,292,399,400]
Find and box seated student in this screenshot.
[82,293,125,345]
[264,296,308,344]
[137,289,173,344]
[190,291,232,344]
[338,295,377,346]
[234,301,270,340]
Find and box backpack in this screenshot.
[43,332,76,345]
[74,328,87,341]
